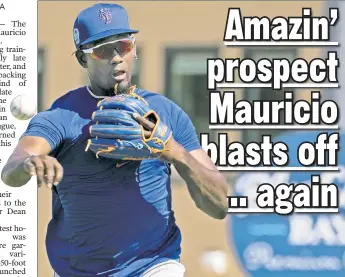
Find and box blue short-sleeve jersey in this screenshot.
[22,87,201,277]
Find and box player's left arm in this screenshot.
[133,110,228,220]
[164,139,229,220]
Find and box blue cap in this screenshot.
[73,3,138,49]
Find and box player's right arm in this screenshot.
[1,102,74,188]
[1,136,63,188]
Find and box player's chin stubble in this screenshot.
[102,81,131,96]
[116,81,132,95]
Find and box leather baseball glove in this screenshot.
[85,91,172,160]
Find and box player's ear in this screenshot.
[75,50,88,68]
[133,40,137,58]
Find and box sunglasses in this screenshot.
[81,37,135,60]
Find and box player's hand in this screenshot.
[132,113,184,162]
[23,155,63,189]
[132,113,155,138]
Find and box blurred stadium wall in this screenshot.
[38,1,324,277]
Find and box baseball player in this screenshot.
[1,3,228,277]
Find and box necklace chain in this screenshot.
[86,86,106,99]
